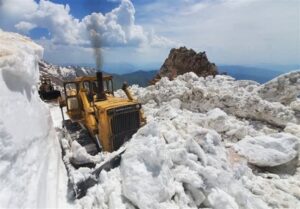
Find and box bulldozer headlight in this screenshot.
[136,104,141,109]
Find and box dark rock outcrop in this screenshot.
[152,47,218,84]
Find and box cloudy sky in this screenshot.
[0,0,299,69]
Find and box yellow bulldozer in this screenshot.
[58,71,145,198]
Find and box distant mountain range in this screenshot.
[112,70,157,88]
[39,60,298,91]
[218,65,283,83]
[39,60,157,89]
[119,65,297,87]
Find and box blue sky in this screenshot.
[47,0,120,18]
[0,0,299,71]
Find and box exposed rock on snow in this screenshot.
[257,70,300,105]
[151,47,218,84]
[0,31,68,208]
[233,133,299,167]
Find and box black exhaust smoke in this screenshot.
[84,2,106,100]
[96,71,106,100]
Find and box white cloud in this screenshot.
[0,0,175,66]
[82,0,175,47]
[0,0,37,16]
[82,0,144,47]
[0,0,37,30]
[2,0,174,48]
[25,0,85,45]
[137,0,300,65]
[14,21,36,34]
[1,0,298,66]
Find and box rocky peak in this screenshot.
[152,47,218,83]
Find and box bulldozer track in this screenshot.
[58,121,126,199]
[63,119,99,159]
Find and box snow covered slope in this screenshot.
[39,60,96,88]
[0,31,68,208]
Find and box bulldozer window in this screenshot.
[92,81,98,94]
[83,81,91,92]
[104,80,114,95]
[65,83,78,96]
[64,82,82,120]
[83,81,95,102]
[87,79,114,95]
[91,81,109,93]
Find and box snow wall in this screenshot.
[0,31,67,208]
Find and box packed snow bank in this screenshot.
[0,31,68,208]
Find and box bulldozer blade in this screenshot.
[74,148,125,199]
[39,90,61,101]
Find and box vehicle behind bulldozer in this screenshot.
[38,76,61,101]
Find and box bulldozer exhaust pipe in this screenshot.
[96,71,106,101]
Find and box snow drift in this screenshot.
[0,31,68,208]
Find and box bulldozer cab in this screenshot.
[63,75,114,121]
[81,75,114,99]
[64,81,81,120]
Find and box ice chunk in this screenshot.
[234,133,299,167]
[120,122,175,209]
[257,71,300,105]
[70,141,102,165]
[205,108,230,132]
[208,188,239,209]
[284,123,300,138]
[290,99,300,111]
